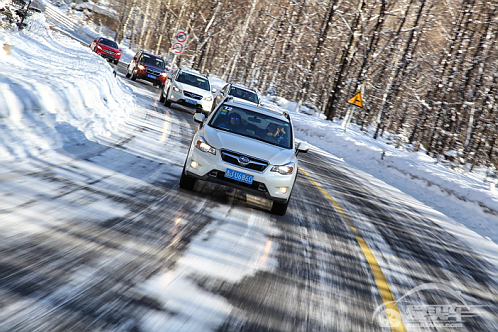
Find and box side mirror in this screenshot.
[133,57,137,60]
[119,48,122,51]
[296,141,309,154]
[193,112,205,124]
[211,88,217,93]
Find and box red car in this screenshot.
[125,50,169,88]
[90,37,121,65]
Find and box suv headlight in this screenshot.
[271,162,295,175]
[195,136,216,155]
[204,95,213,101]
[138,64,145,70]
[172,85,182,93]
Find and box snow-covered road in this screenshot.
[1,68,497,331]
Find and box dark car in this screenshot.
[90,37,121,64]
[125,50,168,88]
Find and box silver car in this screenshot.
[212,83,261,111]
[160,68,215,115]
[179,99,309,216]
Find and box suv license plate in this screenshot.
[185,98,197,105]
[225,168,253,185]
[148,74,156,79]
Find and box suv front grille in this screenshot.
[146,67,161,75]
[220,150,268,172]
[103,49,116,55]
[184,91,203,100]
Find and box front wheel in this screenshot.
[159,89,165,103]
[163,88,171,107]
[271,199,289,216]
[179,162,196,190]
[125,67,131,78]
[131,69,137,81]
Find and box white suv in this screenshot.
[160,68,215,115]
[179,99,309,216]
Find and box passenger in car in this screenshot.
[265,123,288,146]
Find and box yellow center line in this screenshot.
[299,167,406,332]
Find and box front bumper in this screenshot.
[168,89,213,113]
[97,51,120,62]
[136,70,167,85]
[184,144,295,203]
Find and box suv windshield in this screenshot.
[229,87,259,104]
[100,38,118,49]
[140,54,165,69]
[208,104,292,149]
[177,72,210,91]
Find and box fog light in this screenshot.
[170,95,175,99]
[279,187,288,194]
[190,160,199,168]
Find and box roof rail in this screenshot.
[224,98,290,119]
[259,105,290,119]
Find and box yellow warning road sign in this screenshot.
[348,92,363,108]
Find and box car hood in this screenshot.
[98,43,120,53]
[177,83,211,97]
[203,125,295,165]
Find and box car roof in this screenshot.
[223,99,290,122]
[229,83,258,93]
[140,51,164,59]
[179,68,208,79]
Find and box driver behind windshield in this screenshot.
[218,112,245,133]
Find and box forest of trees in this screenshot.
[79,0,498,169]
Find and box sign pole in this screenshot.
[342,91,364,132]
[341,105,354,131]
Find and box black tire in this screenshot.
[114,60,119,65]
[125,67,131,78]
[271,199,289,216]
[179,162,196,190]
[163,88,171,107]
[131,70,137,81]
[159,89,165,103]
